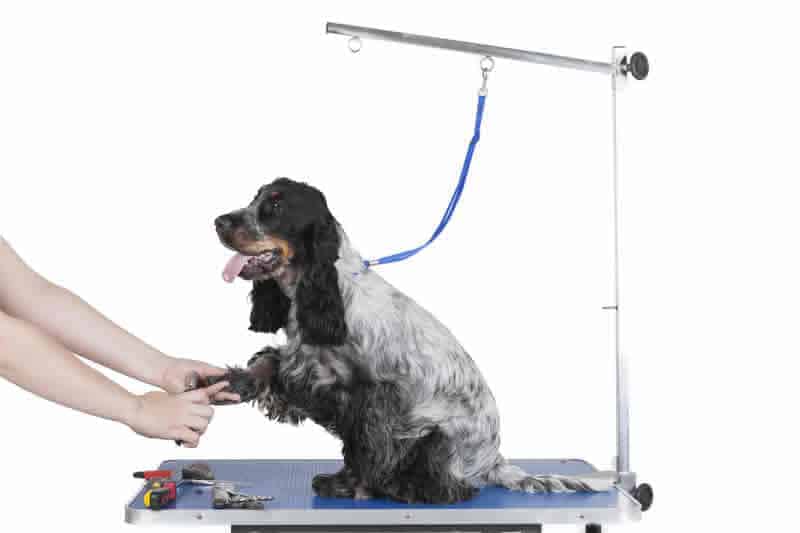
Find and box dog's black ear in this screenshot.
[295,216,347,346]
[249,279,290,333]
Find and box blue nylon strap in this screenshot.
[365,94,487,268]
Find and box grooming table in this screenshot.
[125,459,642,532]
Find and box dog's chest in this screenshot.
[278,347,358,426]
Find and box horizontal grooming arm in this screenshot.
[326,22,615,75]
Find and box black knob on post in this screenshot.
[625,51,649,80]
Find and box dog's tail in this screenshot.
[484,458,615,493]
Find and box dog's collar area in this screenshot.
[352,263,370,277]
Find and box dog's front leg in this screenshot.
[187,347,276,403]
[191,347,307,424]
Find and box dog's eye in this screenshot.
[259,201,280,220]
[269,191,282,210]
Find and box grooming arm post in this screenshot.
[611,47,630,489]
[609,46,649,491]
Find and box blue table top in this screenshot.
[129,459,618,512]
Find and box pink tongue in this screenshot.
[222,253,250,283]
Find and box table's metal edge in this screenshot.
[125,488,641,527]
[158,458,598,467]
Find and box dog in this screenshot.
[206,177,608,503]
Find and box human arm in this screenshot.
[0,237,237,400]
[0,309,229,446]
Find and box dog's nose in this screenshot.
[215,215,233,233]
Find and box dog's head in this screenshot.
[215,178,347,346]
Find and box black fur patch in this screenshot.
[339,383,476,504]
[295,216,347,346]
[249,280,290,333]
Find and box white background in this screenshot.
[1,1,798,532]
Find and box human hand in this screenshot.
[161,357,240,403]
[126,381,229,447]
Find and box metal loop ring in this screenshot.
[480,55,495,73]
[348,36,362,53]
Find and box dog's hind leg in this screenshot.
[311,466,365,499]
[320,383,416,501]
[333,384,474,504]
[381,429,476,504]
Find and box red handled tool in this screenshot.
[135,471,179,511]
[135,463,245,511]
[134,465,212,510]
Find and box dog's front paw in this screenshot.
[187,368,262,405]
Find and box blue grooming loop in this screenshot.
[126,459,640,531]
[364,93,486,268]
[125,24,651,533]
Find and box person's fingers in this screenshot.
[201,380,231,397]
[181,381,229,403]
[187,415,210,434]
[173,427,200,447]
[192,404,214,419]
[214,391,241,403]
[182,390,210,405]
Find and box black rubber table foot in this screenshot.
[633,482,654,511]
